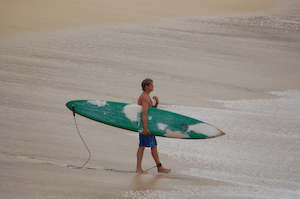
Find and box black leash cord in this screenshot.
[71,105,156,172]
[72,105,91,169]
[107,165,157,173]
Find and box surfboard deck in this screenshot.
[66,100,225,139]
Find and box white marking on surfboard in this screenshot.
[157,123,168,131]
[88,100,107,107]
[165,129,189,138]
[187,123,220,137]
[123,104,142,122]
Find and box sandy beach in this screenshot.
[1,0,281,37]
[1,0,300,198]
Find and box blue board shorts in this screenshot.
[139,134,157,147]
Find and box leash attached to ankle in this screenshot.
[157,163,162,168]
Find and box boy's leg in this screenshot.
[136,146,145,173]
[151,145,160,165]
[151,146,171,173]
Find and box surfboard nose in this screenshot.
[215,127,226,137]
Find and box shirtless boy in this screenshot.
[136,78,171,173]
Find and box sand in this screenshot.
[1,0,280,37]
[1,0,300,198]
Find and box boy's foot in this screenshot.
[136,169,144,173]
[158,166,171,173]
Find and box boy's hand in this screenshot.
[143,128,150,135]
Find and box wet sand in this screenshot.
[1,0,300,198]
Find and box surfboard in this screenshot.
[66,100,225,139]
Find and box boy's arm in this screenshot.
[152,96,159,108]
[141,98,150,135]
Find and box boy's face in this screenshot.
[146,82,154,92]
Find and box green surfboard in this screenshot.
[66,100,225,139]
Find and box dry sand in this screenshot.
[1,0,280,37]
[1,0,299,198]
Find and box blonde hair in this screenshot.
[141,78,153,91]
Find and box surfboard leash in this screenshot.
[70,105,157,172]
[106,165,157,173]
[71,105,91,169]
